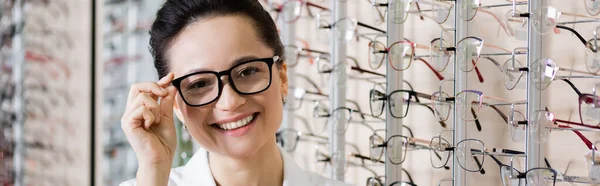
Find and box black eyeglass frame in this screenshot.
[172,56,280,107]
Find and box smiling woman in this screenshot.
[118,0,350,186]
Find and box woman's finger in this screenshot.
[157,72,175,87]
[126,82,168,107]
[127,93,161,120]
[132,106,155,128]
[158,85,178,124]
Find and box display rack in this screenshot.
[454,0,467,184]
[329,0,347,181]
[11,0,25,185]
[386,2,404,185]
[524,0,546,173]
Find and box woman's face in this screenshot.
[168,15,288,158]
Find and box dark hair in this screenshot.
[149,0,284,78]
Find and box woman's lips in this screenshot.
[211,113,258,137]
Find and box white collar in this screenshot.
[181,146,313,186]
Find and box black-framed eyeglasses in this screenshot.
[172,56,280,107]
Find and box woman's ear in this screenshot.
[173,97,186,124]
[278,63,289,96]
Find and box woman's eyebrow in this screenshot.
[182,55,262,75]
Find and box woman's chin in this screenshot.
[220,142,264,159]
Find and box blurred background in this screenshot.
[1,0,600,186]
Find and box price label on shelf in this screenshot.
[544,65,555,78]
[546,6,559,19]
[293,88,306,99]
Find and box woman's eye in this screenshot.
[187,80,212,90]
[238,66,260,77]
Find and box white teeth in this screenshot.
[218,115,255,130]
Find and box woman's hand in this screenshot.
[121,72,178,167]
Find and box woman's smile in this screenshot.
[210,112,260,137]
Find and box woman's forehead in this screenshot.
[167,15,273,76]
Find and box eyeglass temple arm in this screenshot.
[556,125,596,150]
[560,79,582,96]
[472,59,485,83]
[557,25,598,53]
[555,118,600,129]
[350,66,385,77]
[482,56,504,73]
[477,9,512,36]
[471,107,483,132]
[306,2,329,11]
[486,104,509,123]
[483,94,516,104]
[297,74,325,94]
[488,154,505,167]
[472,156,486,174]
[415,58,446,80]
[357,21,386,34]
[413,102,447,128]
[483,43,511,53]
[558,67,600,76]
[561,11,598,20]
[352,153,385,164]
[402,168,416,184]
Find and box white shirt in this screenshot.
[119,146,352,186]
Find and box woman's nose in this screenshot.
[215,80,247,111]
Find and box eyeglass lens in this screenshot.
[456,139,484,172]
[502,58,525,90]
[430,136,451,169]
[508,110,526,142]
[530,58,557,90]
[432,92,452,121]
[389,42,414,71]
[526,168,557,186]
[585,0,600,16]
[369,89,386,117]
[389,91,411,118]
[282,0,303,23]
[458,0,479,21]
[370,134,385,163]
[456,38,482,72]
[530,111,552,144]
[430,39,451,72]
[432,0,452,24]
[369,41,386,69]
[585,39,600,73]
[387,136,409,164]
[389,0,411,24]
[277,130,299,151]
[532,6,560,35]
[456,91,481,121]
